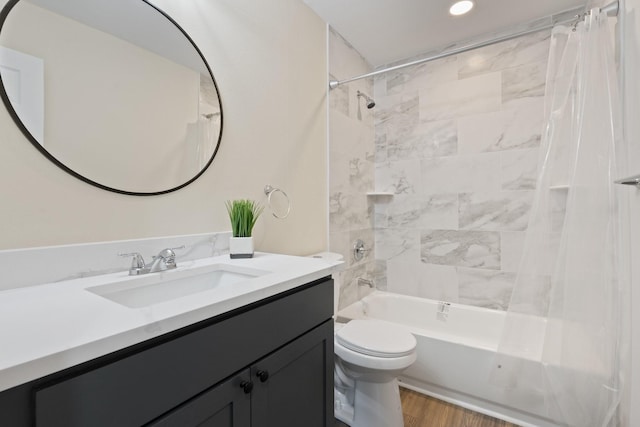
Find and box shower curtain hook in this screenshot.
[572,14,582,32]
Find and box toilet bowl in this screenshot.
[334,319,417,427]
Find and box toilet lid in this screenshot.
[336,319,416,358]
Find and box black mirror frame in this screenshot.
[0,0,223,196]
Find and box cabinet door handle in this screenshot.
[256,370,269,382]
[240,380,253,394]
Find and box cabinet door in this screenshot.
[251,320,333,427]
[149,370,252,427]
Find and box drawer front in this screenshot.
[35,278,333,427]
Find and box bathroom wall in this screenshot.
[0,0,327,255]
[372,31,551,310]
[327,28,379,309]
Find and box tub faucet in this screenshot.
[119,246,184,276]
[357,278,374,288]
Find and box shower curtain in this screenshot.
[184,115,219,172]
[492,8,628,427]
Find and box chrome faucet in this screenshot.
[119,246,184,276]
[357,278,374,288]
[149,248,179,272]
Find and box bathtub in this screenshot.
[336,291,561,427]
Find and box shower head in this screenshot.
[357,90,375,109]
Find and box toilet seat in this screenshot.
[335,340,417,371]
[336,319,416,358]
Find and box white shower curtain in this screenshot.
[184,115,219,172]
[492,8,628,427]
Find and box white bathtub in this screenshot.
[337,291,561,427]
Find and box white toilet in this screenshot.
[310,251,417,426]
[334,319,417,427]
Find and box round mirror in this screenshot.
[0,0,223,195]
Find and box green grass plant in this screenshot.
[226,199,264,237]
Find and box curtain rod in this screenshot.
[329,1,619,90]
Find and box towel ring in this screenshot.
[264,185,291,219]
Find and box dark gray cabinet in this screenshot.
[150,369,252,427]
[153,321,333,427]
[251,321,332,427]
[0,277,334,427]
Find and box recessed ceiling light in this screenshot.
[449,0,474,16]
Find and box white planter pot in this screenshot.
[229,237,254,259]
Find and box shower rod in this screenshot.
[329,1,619,90]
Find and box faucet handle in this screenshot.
[353,239,371,261]
[157,248,176,263]
[153,246,185,258]
[118,252,146,269]
[153,246,184,268]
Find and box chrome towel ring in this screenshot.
[264,185,291,219]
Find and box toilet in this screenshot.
[334,319,417,427]
[310,251,417,426]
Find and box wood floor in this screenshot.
[335,388,519,427]
[400,388,519,427]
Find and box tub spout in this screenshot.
[357,278,374,288]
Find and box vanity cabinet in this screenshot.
[0,277,334,427]
[151,368,251,427]
[153,321,331,427]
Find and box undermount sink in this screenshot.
[86,264,270,308]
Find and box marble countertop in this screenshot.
[0,252,342,393]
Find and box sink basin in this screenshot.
[86,264,269,308]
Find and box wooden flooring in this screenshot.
[335,388,519,427]
[400,388,519,427]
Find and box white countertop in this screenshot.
[0,252,342,393]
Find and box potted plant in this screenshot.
[226,199,263,258]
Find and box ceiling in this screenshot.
[304,0,588,67]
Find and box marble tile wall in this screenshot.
[373,30,551,311]
[328,28,377,309]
